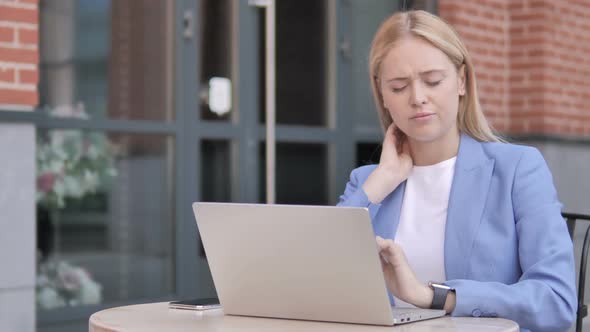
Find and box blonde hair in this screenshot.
[369,10,502,142]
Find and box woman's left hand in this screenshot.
[376,236,433,308]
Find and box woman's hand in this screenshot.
[362,124,413,204]
[376,236,433,309]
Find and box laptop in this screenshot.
[192,202,446,326]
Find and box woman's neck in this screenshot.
[408,129,460,166]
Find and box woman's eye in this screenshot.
[391,86,406,93]
[426,80,442,87]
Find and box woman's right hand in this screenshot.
[362,124,413,204]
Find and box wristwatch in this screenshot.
[428,281,453,310]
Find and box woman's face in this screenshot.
[379,36,465,144]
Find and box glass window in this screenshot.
[404,0,438,12]
[199,140,231,259]
[259,0,328,126]
[201,140,231,202]
[39,0,174,121]
[259,142,328,204]
[350,1,398,131]
[199,0,234,121]
[36,130,175,309]
[356,142,381,167]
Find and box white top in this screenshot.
[393,156,457,308]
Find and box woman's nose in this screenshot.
[410,82,427,107]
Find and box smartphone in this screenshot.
[168,297,221,311]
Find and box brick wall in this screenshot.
[440,0,590,137]
[0,0,38,109]
[439,0,511,133]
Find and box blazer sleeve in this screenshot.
[445,148,577,332]
[337,166,382,220]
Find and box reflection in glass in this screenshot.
[259,142,327,204]
[36,130,175,310]
[201,140,231,202]
[200,0,233,121]
[199,140,231,259]
[259,0,328,126]
[39,0,174,121]
[349,1,397,131]
[356,142,381,167]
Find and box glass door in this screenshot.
[37,0,178,331]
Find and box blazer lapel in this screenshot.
[444,134,495,280]
[372,181,406,241]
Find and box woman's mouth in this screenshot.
[411,112,435,120]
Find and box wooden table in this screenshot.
[89,302,519,332]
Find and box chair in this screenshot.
[563,212,590,332]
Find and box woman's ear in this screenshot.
[458,64,466,96]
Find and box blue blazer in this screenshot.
[338,134,576,332]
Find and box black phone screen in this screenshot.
[170,297,219,306]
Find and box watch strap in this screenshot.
[430,284,450,310]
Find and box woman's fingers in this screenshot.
[376,236,394,259]
[376,236,408,268]
[376,236,390,251]
[376,235,394,250]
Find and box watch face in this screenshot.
[429,282,452,290]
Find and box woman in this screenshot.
[337,10,576,332]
